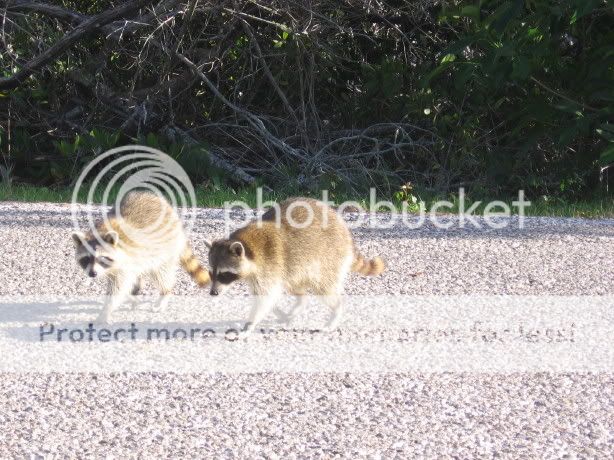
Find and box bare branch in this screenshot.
[162,41,308,162]
[6,1,86,23]
[0,0,155,90]
[239,17,298,125]
[163,125,267,189]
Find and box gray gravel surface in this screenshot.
[0,201,612,458]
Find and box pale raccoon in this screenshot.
[72,191,210,323]
[206,197,384,333]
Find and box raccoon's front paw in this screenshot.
[96,311,111,324]
[238,322,256,340]
[151,295,170,312]
[323,316,342,332]
[127,296,141,310]
[273,308,291,324]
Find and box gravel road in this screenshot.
[0,201,612,457]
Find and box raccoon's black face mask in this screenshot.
[208,271,240,295]
[207,240,246,295]
[72,231,119,278]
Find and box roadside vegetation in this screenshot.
[1,183,612,218]
[1,1,612,211]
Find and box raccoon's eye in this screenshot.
[97,256,114,268]
[216,272,239,284]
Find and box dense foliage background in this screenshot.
[1,0,612,200]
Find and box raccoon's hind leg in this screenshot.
[274,292,307,324]
[131,277,143,296]
[322,294,344,331]
[316,282,347,331]
[128,277,144,310]
[321,256,352,330]
[151,262,177,311]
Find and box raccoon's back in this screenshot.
[100,191,185,255]
[117,191,180,230]
[262,197,354,268]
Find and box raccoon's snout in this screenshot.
[210,287,219,296]
[88,268,98,278]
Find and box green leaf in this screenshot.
[486,0,523,33]
[553,102,583,114]
[441,36,477,56]
[511,55,530,80]
[557,125,579,146]
[421,62,452,87]
[570,0,600,24]
[590,91,614,103]
[146,132,159,148]
[453,64,475,90]
[460,5,480,22]
[599,145,614,165]
[596,124,614,142]
[440,53,456,64]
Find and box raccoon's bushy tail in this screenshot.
[351,250,385,276]
[180,244,211,287]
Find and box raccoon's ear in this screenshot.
[229,241,244,257]
[204,239,212,248]
[103,230,119,246]
[71,231,85,246]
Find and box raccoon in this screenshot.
[206,197,384,333]
[72,191,210,323]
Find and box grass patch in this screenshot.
[0,183,279,208]
[0,183,612,218]
[515,198,614,218]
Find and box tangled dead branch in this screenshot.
[0,0,155,90]
[1,0,442,193]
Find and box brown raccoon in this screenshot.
[72,191,210,322]
[206,197,384,333]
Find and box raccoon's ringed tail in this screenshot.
[181,245,211,287]
[351,253,385,276]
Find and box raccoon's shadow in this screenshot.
[4,318,277,343]
[0,298,277,343]
[0,300,102,323]
[0,297,205,323]
[0,296,297,343]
